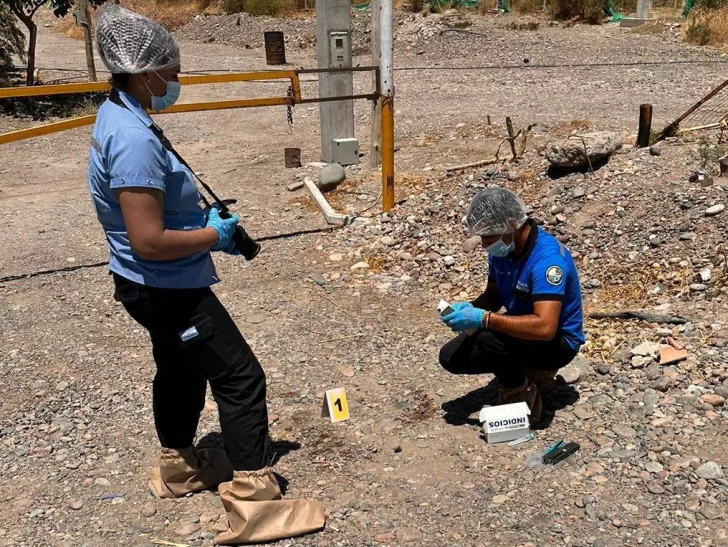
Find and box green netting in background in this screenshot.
[603,0,625,21]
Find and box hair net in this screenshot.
[95,5,180,74]
[466,187,528,237]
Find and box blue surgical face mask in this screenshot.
[147,72,181,111]
[486,236,515,258]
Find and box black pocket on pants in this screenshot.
[178,313,214,349]
[112,274,142,303]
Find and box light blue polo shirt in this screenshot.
[87,89,218,289]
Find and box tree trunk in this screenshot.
[11,4,38,86]
[26,19,37,86]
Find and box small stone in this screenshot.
[310,273,326,286]
[350,261,370,270]
[175,523,201,537]
[705,204,725,216]
[631,341,661,357]
[597,363,610,375]
[212,521,229,534]
[613,424,637,438]
[329,253,343,262]
[443,256,456,267]
[699,268,712,282]
[338,365,355,378]
[94,478,111,487]
[690,284,707,292]
[556,214,567,223]
[652,376,672,392]
[318,163,346,192]
[463,236,481,254]
[573,187,585,198]
[200,511,219,525]
[141,504,157,518]
[69,500,83,511]
[696,462,724,480]
[56,381,69,391]
[560,357,589,384]
[645,462,664,473]
[646,481,665,494]
[649,145,661,156]
[700,394,725,407]
[700,504,726,520]
[491,495,508,504]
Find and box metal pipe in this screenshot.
[380,0,395,212]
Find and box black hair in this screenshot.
[110,72,131,90]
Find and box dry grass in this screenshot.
[685,7,728,48]
[549,119,592,138]
[58,0,218,40]
[508,0,543,14]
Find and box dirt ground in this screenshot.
[1,7,728,547]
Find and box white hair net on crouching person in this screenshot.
[466,187,528,237]
[95,4,180,74]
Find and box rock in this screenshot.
[310,273,326,286]
[94,478,111,487]
[338,365,355,378]
[699,268,712,283]
[491,494,508,504]
[212,521,229,534]
[398,528,424,543]
[329,253,343,262]
[560,357,589,384]
[573,187,585,198]
[652,376,672,392]
[56,381,69,391]
[175,523,201,537]
[649,145,661,156]
[141,504,157,518]
[631,341,661,357]
[350,261,370,270]
[696,462,724,480]
[700,504,726,520]
[690,284,707,292]
[613,424,637,438]
[646,481,665,494]
[597,363,610,375]
[318,163,346,192]
[287,181,304,192]
[700,394,725,407]
[463,236,481,254]
[645,462,664,473]
[545,131,623,169]
[705,204,725,217]
[69,500,83,511]
[443,256,456,267]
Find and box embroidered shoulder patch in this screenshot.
[546,266,564,286]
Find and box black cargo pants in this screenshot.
[112,273,267,471]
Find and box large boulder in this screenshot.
[545,131,623,169]
[318,163,346,192]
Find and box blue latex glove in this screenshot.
[207,207,239,251]
[450,302,473,312]
[443,307,485,333]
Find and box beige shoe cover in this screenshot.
[149,447,233,499]
[214,468,326,545]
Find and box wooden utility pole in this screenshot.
[78,0,97,82]
[637,104,653,148]
[370,0,382,168]
[381,0,394,211]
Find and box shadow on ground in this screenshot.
[441,376,580,430]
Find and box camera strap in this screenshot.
[107,88,229,213]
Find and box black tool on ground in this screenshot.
[108,89,261,261]
[542,442,580,465]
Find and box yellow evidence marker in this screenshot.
[321,388,350,423]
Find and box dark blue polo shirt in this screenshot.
[488,220,585,351]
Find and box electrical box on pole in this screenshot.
[315,0,357,165]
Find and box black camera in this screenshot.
[212,202,261,261]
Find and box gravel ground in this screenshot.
[1,7,727,547]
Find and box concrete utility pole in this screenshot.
[381,0,394,211]
[370,0,382,168]
[315,0,355,164]
[621,0,650,27]
[77,0,97,82]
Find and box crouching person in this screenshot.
[439,188,585,423]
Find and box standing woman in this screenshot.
[88,5,325,544]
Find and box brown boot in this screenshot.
[526,368,558,390]
[214,468,326,545]
[498,377,543,424]
[149,447,233,499]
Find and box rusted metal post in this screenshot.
[637,104,653,148]
[381,0,395,211]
